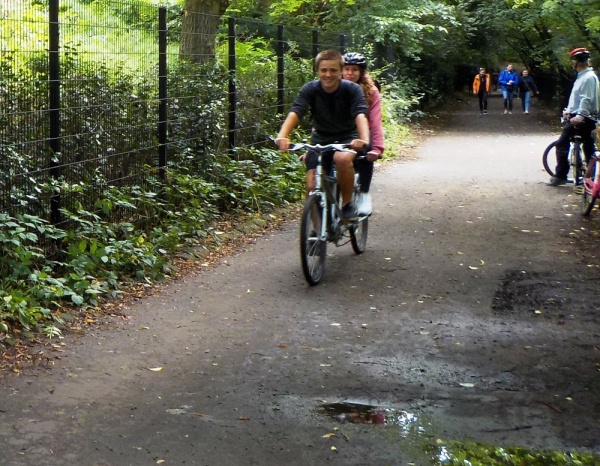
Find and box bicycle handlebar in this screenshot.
[286,142,357,155]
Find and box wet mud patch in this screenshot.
[491,269,600,320]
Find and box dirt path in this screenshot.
[1,93,599,465]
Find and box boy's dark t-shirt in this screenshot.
[289,79,368,144]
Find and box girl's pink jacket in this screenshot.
[368,87,385,156]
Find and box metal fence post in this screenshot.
[276,25,284,116]
[228,17,236,152]
[48,0,61,225]
[312,30,319,58]
[158,7,167,180]
[340,34,346,54]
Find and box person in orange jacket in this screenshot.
[473,67,491,115]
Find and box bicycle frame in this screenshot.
[313,153,342,242]
[584,155,600,198]
[581,153,600,216]
[289,142,359,242]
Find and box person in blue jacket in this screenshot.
[498,63,519,114]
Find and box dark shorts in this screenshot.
[305,149,334,172]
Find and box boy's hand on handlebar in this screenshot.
[275,137,290,151]
[350,139,368,151]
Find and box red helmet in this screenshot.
[569,47,590,61]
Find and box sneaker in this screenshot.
[341,203,357,220]
[503,110,508,114]
[508,111,512,114]
[483,110,488,115]
[524,111,529,114]
[356,193,372,216]
[547,176,567,186]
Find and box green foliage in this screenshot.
[0,144,304,337]
[167,60,229,172]
[434,439,600,465]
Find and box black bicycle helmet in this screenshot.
[569,47,590,61]
[343,52,367,69]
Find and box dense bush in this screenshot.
[0,148,304,339]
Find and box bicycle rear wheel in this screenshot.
[350,217,368,254]
[542,141,557,177]
[581,158,598,216]
[300,193,326,285]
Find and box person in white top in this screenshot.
[548,47,599,186]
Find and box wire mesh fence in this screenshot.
[0,0,391,226]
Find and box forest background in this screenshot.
[0,0,599,342]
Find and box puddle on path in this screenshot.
[319,401,600,465]
[322,401,422,433]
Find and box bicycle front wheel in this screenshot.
[582,158,598,216]
[571,143,585,189]
[300,193,326,285]
[542,141,557,177]
[350,217,369,254]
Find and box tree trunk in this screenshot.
[180,0,230,63]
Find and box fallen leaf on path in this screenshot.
[459,382,475,388]
[148,367,163,372]
[239,416,251,420]
[322,432,336,438]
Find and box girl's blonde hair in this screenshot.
[358,73,377,106]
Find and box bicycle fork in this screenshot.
[310,161,330,242]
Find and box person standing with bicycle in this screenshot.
[342,52,385,216]
[548,48,599,187]
[275,50,370,219]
